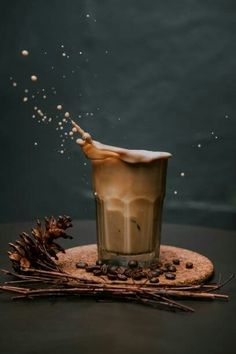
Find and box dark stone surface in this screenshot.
[0,220,235,354]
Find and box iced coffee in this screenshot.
[72,121,171,266]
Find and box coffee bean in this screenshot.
[150,261,162,269]
[173,258,180,265]
[107,273,117,280]
[117,274,128,281]
[168,265,177,272]
[165,273,176,280]
[93,269,102,276]
[132,272,143,280]
[186,262,193,269]
[150,277,160,283]
[148,270,160,278]
[164,262,171,268]
[128,260,138,268]
[75,261,88,269]
[96,260,103,266]
[85,265,95,272]
[161,266,169,272]
[117,267,126,275]
[108,265,118,275]
[101,264,108,275]
[124,269,133,278]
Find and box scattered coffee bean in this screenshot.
[75,261,88,269]
[148,270,160,278]
[168,265,177,273]
[108,265,118,275]
[165,273,176,280]
[164,262,171,268]
[101,264,108,275]
[161,266,169,272]
[186,262,193,269]
[132,272,143,280]
[150,277,160,283]
[107,273,117,280]
[96,260,103,266]
[85,265,95,273]
[117,274,128,281]
[117,267,126,274]
[93,269,102,276]
[124,269,133,278]
[150,261,162,269]
[128,260,138,268]
[173,258,180,265]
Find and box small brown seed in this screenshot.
[108,265,118,275]
[85,265,95,272]
[150,277,160,283]
[128,260,138,268]
[117,274,128,281]
[107,273,117,280]
[75,261,88,269]
[168,265,177,272]
[165,272,176,280]
[101,264,108,275]
[164,262,172,268]
[186,262,193,269]
[93,269,102,276]
[173,258,180,265]
[117,267,126,274]
[132,272,143,280]
[124,269,133,278]
[161,266,169,272]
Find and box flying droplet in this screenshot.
[180,172,185,177]
[174,190,178,195]
[57,105,63,110]
[197,144,202,148]
[72,127,77,133]
[23,97,28,102]
[86,14,90,18]
[12,82,17,87]
[64,112,70,118]
[62,52,66,57]
[69,131,73,136]
[31,75,38,82]
[34,142,38,146]
[21,50,29,56]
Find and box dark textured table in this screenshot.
[0,221,235,354]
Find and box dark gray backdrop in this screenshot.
[0,0,235,229]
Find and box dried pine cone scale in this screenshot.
[7,215,73,273]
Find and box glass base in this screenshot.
[98,248,160,267]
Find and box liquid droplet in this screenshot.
[31,75,38,82]
[21,50,29,56]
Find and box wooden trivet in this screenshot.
[57,244,214,286]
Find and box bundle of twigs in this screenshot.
[0,216,233,313]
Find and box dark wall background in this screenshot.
[0,0,235,229]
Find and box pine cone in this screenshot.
[8,216,73,273]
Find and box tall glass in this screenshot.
[92,156,169,266]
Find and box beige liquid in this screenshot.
[72,121,171,262]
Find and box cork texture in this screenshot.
[57,244,214,286]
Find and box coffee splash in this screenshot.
[71,121,172,163]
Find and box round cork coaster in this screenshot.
[57,244,214,286]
